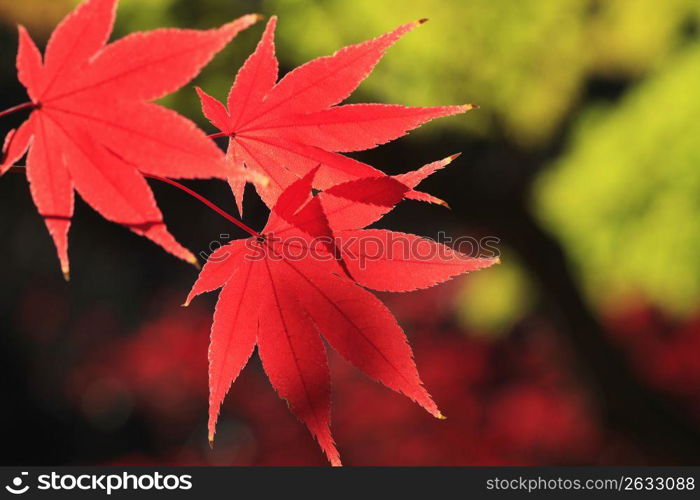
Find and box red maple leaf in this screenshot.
[185,165,497,465]
[1,0,258,278]
[195,16,474,214]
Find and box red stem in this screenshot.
[7,166,259,238]
[207,132,228,139]
[0,102,34,120]
[143,173,260,238]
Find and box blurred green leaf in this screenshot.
[455,254,534,337]
[535,42,700,315]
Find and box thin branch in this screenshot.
[207,132,229,139]
[144,174,259,237]
[0,102,34,120]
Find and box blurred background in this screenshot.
[2,0,700,466]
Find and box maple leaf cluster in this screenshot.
[0,0,497,465]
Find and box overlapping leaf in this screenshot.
[196,16,475,213]
[186,164,497,465]
[3,0,258,277]
[0,0,497,467]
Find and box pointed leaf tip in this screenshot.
[447,152,462,162]
[61,265,70,282]
[463,103,479,111]
[208,433,215,449]
[418,18,429,24]
[224,13,263,29]
[436,411,447,420]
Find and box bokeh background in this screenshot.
[2,0,700,466]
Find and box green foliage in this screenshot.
[586,0,700,76]
[455,255,534,337]
[535,43,700,314]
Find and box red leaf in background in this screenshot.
[196,16,474,213]
[186,170,497,465]
[5,0,258,277]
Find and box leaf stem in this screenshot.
[7,166,260,238]
[143,174,260,237]
[0,102,34,120]
[207,132,229,139]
